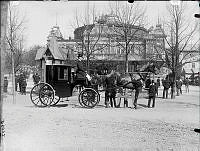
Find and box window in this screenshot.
[192,63,195,68]
[58,67,68,80]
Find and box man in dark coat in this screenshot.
[176,79,182,96]
[21,74,27,95]
[133,79,143,109]
[18,73,23,93]
[162,77,171,99]
[145,78,151,89]
[148,80,157,108]
[105,71,117,108]
[33,73,40,85]
[73,53,87,88]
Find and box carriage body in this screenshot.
[45,64,72,98]
[31,40,100,108]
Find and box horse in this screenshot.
[72,63,159,109]
[94,63,159,109]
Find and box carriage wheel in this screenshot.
[30,83,46,107]
[39,83,55,106]
[50,95,60,106]
[78,88,100,108]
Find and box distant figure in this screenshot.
[33,73,40,85]
[162,77,171,99]
[157,77,161,87]
[176,79,182,96]
[21,74,27,95]
[18,73,23,93]
[148,80,157,108]
[3,76,8,93]
[184,77,190,93]
[19,73,27,95]
[155,81,160,96]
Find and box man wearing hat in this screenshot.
[72,53,87,89]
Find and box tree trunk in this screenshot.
[11,52,16,104]
[171,71,176,99]
[86,55,90,74]
[0,1,9,149]
[125,45,129,73]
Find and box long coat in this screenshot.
[76,60,85,79]
[149,84,157,97]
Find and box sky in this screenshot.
[12,1,199,49]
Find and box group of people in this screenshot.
[15,73,27,95]
[162,77,190,99]
[3,73,27,94]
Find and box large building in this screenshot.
[46,14,166,73]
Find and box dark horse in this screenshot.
[95,63,159,109]
[72,63,159,109]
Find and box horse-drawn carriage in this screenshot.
[30,63,100,108]
[31,50,159,109]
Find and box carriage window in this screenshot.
[58,67,68,80]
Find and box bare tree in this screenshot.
[154,3,199,98]
[6,3,26,73]
[5,2,27,103]
[72,4,109,73]
[107,2,146,73]
[23,45,43,67]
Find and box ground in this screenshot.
[1,77,200,151]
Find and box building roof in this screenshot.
[35,36,66,61]
[48,36,64,60]
[35,47,46,60]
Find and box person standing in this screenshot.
[18,73,24,93]
[3,76,8,93]
[105,71,117,108]
[21,74,27,95]
[184,77,190,93]
[162,77,170,99]
[176,79,182,96]
[33,73,40,85]
[133,79,143,109]
[157,77,161,87]
[156,77,161,96]
[148,80,157,108]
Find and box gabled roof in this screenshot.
[35,47,46,60]
[48,36,64,60]
[35,36,65,61]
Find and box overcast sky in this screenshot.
[13,1,199,49]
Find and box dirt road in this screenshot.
[2,85,199,151]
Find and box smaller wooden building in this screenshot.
[35,36,75,97]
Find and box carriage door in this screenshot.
[46,65,54,85]
[54,66,72,97]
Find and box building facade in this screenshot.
[46,14,166,73]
